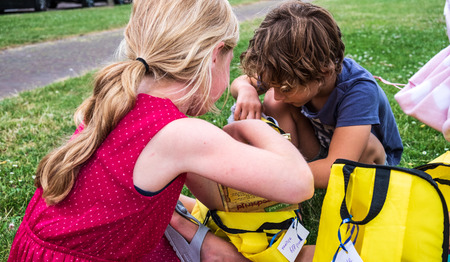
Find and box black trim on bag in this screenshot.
[434,178,450,186]
[340,165,390,225]
[209,210,293,234]
[265,121,286,134]
[415,163,450,173]
[416,163,450,187]
[334,159,449,262]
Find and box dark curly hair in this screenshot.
[240,0,345,92]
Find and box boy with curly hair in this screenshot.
[231,0,403,188]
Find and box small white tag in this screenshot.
[333,241,363,262]
[277,219,309,262]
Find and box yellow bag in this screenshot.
[191,200,300,262]
[314,159,449,262]
[416,152,450,206]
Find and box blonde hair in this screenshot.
[35,0,239,205]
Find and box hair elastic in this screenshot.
[136,57,149,73]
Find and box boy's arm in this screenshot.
[230,75,264,121]
[309,125,372,189]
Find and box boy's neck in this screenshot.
[307,73,337,112]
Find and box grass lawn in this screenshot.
[1,0,449,260]
[0,0,261,50]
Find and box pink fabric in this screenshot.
[71,122,85,139]
[142,235,181,261]
[9,94,186,261]
[394,45,450,141]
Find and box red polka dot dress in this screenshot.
[9,94,186,261]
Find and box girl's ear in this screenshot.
[211,42,225,66]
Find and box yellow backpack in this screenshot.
[191,200,300,262]
[314,159,449,262]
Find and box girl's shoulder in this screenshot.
[158,117,223,141]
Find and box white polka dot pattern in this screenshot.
[9,94,187,261]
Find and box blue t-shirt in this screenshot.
[301,58,403,165]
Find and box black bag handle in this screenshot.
[340,164,391,225]
[434,178,450,186]
[208,210,293,234]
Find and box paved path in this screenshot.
[0,0,282,99]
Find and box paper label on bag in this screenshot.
[333,241,363,262]
[277,219,309,262]
[217,184,297,212]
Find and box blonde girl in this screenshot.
[8,0,313,261]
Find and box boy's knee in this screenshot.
[263,89,290,115]
[359,134,385,165]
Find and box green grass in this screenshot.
[0,74,95,259]
[229,0,261,6]
[1,0,449,259]
[0,0,261,50]
[0,5,132,50]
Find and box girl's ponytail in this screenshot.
[35,60,146,205]
[35,0,239,205]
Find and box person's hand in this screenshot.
[230,75,263,121]
[233,83,262,121]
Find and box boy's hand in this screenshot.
[230,75,263,121]
[234,87,262,121]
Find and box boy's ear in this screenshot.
[211,42,225,66]
[325,63,336,75]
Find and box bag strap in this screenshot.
[208,210,294,234]
[416,163,450,185]
[434,178,450,186]
[373,75,406,90]
[340,164,391,225]
[416,162,450,172]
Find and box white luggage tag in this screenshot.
[277,216,309,262]
[332,218,363,262]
